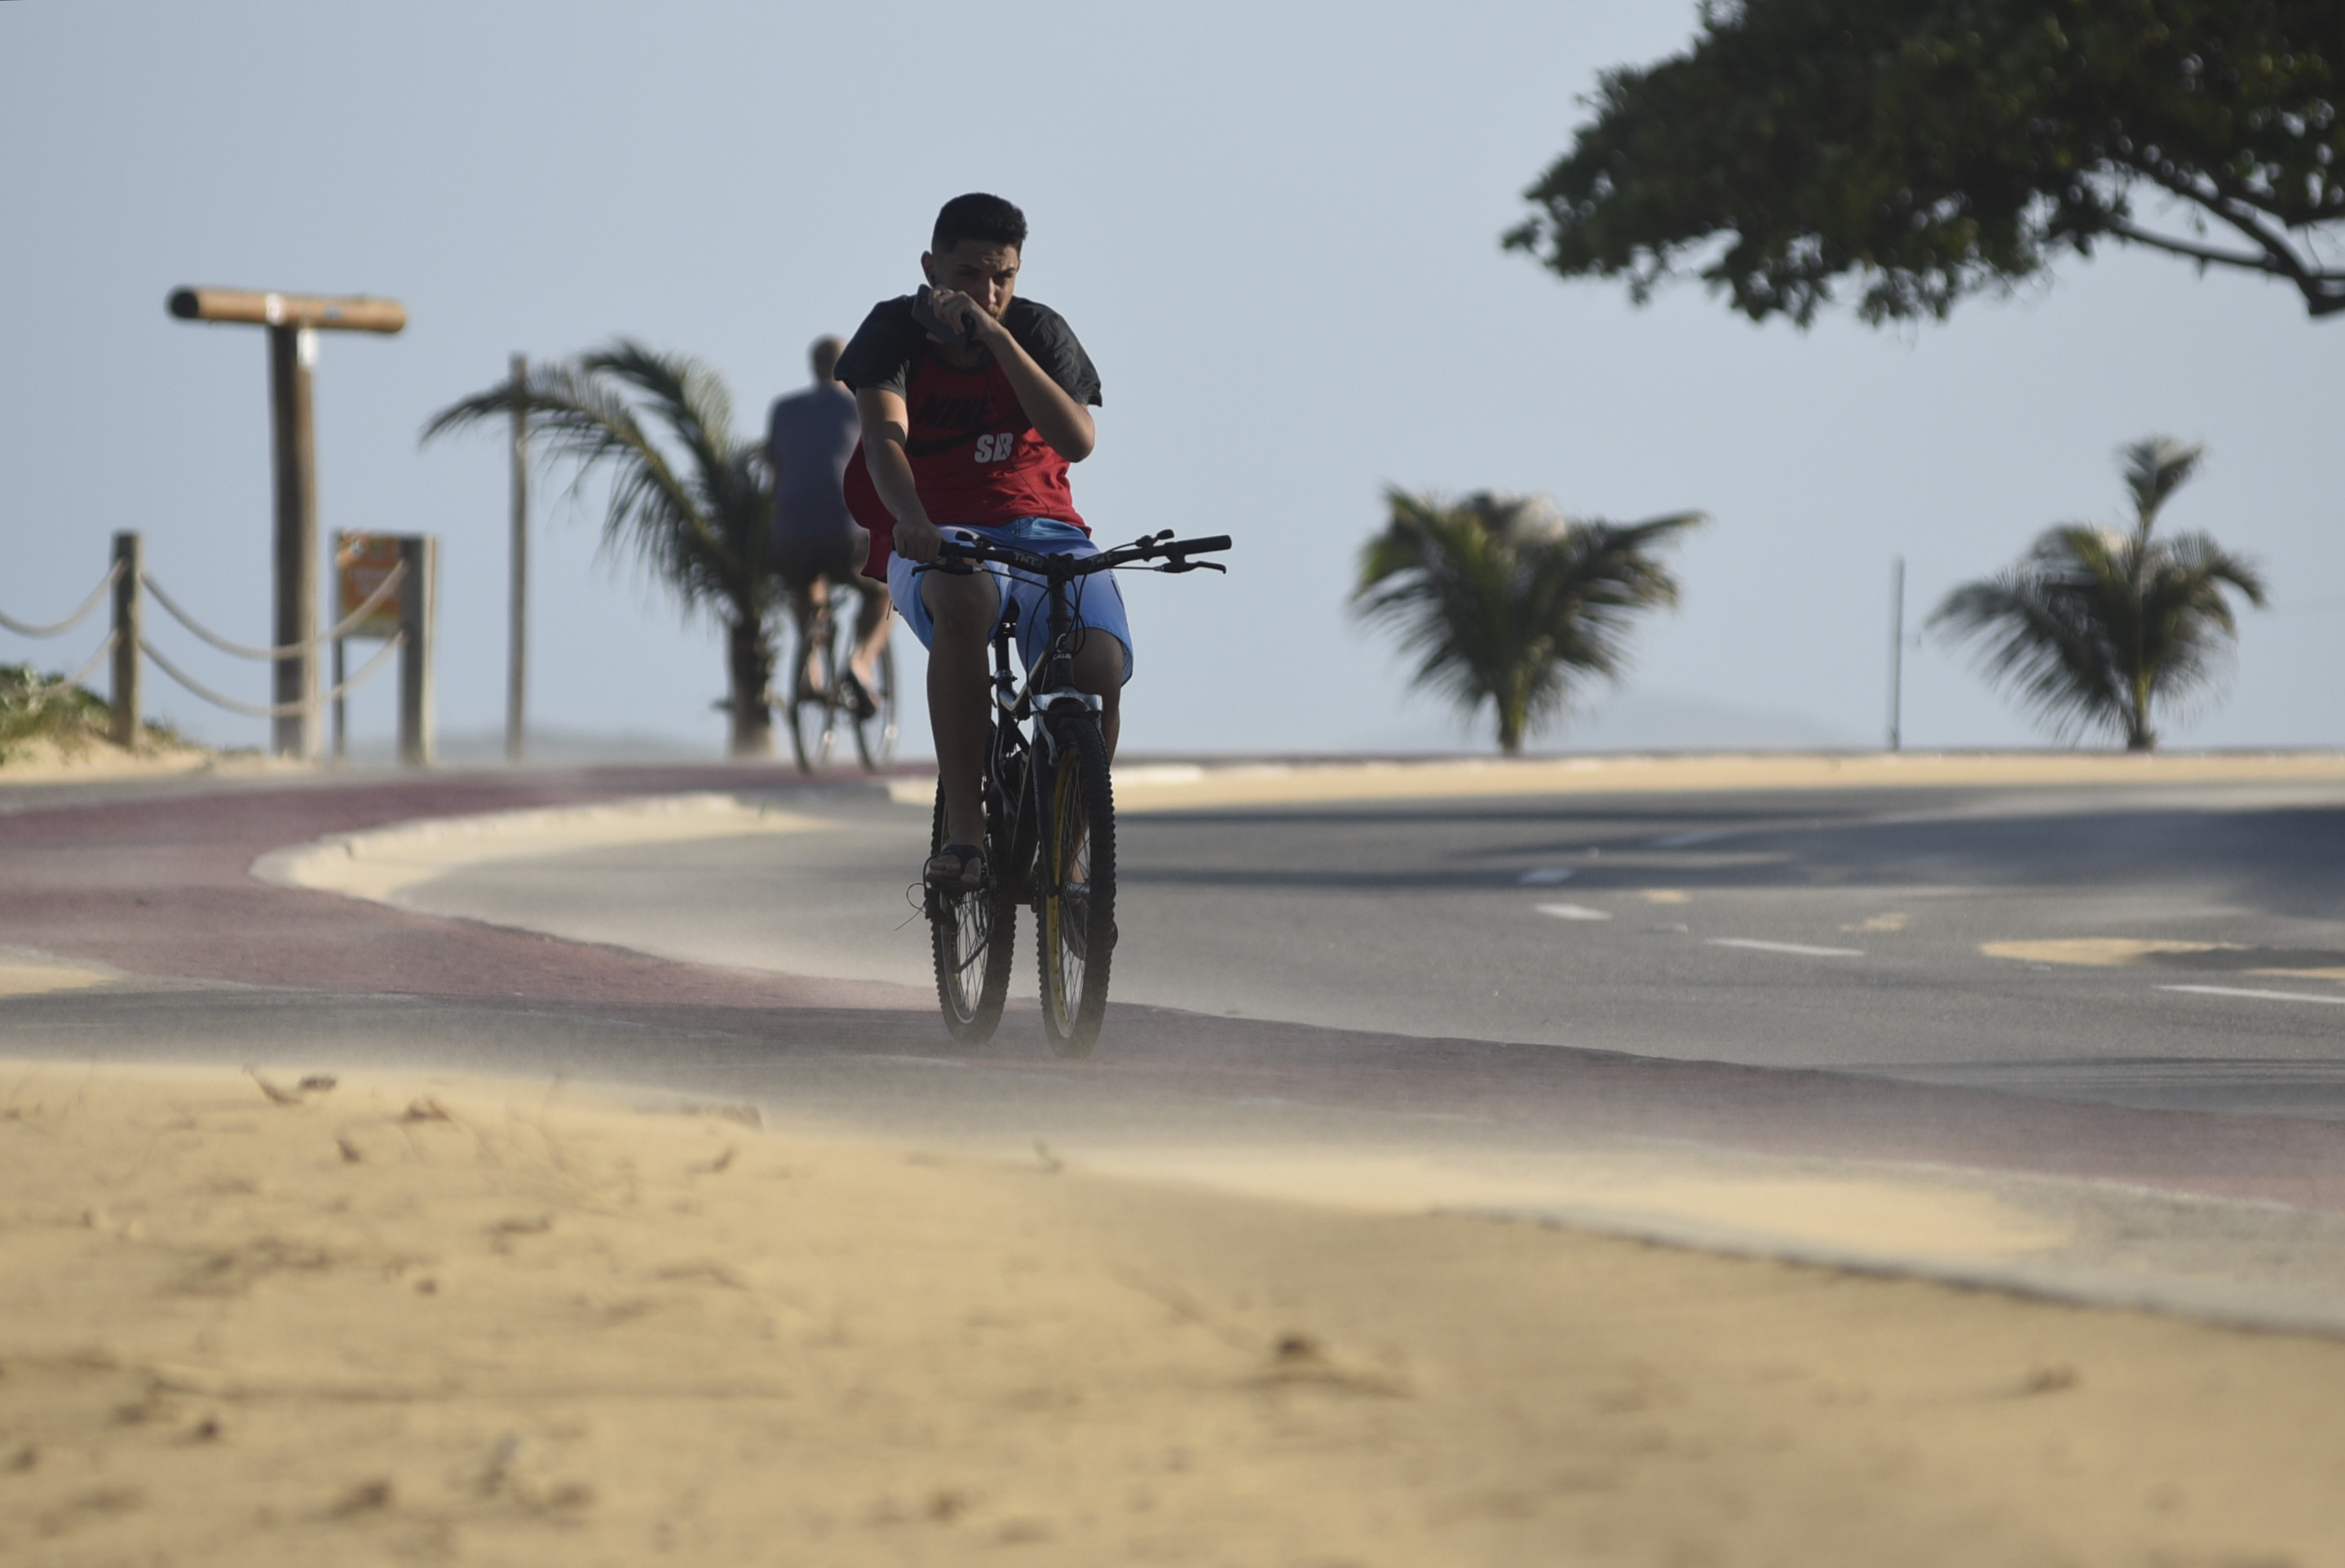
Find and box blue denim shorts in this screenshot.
[889,517,1135,683]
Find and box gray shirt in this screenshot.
[766,382,859,541]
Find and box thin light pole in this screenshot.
[1887,555,1906,753]
[506,352,528,762]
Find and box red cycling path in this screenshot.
[2,763,2342,1215]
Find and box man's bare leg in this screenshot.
[846,585,895,689]
[1069,629,1123,759]
[921,568,1001,858]
[789,579,825,696]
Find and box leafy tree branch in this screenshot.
[1508,0,2345,324]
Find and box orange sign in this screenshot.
[334,532,405,639]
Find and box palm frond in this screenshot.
[2118,436,2203,532]
[1932,559,2127,744]
[1932,438,2260,749]
[421,344,776,625]
[1354,488,1702,752]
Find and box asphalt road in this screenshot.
[8,764,2345,1332]
[404,776,2345,1121]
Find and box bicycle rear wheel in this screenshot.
[930,778,1014,1042]
[853,636,899,771]
[787,612,837,774]
[1035,715,1115,1057]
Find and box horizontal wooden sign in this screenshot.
[168,288,406,333]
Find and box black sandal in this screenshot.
[838,669,880,721]
[924,843,987,894]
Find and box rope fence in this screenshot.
[140,560,406,660]
[139,632,404,718]
[0,560,122,639]
[59,630,119,692]
[0,532,433,763]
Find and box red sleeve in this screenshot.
[841,443,893,581]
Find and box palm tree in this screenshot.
[1931,439,2265,752]
[423,342,780,756]
[1353,489,1704,754]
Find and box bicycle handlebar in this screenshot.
[930,530,1232,578]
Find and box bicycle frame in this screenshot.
[978,570,1089,905]
[927,531,1230,907]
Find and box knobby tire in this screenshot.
[1036,716,1115,1057]
[930,776,1014,1042]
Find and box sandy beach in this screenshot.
[6,1060,2344,1567]
[0,738,246,787]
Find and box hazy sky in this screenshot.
[4,2,2338,760]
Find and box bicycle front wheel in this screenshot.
[853,636,899,771]
[1035,715,1116,1057]
[787,614,837,775]
[930,778,1014,1042]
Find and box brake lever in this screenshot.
[1157,560,1227,575]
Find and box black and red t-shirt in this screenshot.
[832,294,1102,580]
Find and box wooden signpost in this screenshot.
[168,286,406,760]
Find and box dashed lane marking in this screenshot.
[1536,903,1613,922]
[2159,984,2345,1007]
[1706,938,1866,958]
[1648,829,1733,848]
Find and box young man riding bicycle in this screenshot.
[836,192,1124,895]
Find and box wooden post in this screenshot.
[267,324,320,760]
[109,531,142,749]
[168,286,405,762]
[397,535,436,766]
[506,352,528,762]
[331,635,348,763]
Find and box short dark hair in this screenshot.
[932,192,1027,255]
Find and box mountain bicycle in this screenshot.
[923,528,1230,1056]
[784,578,898,773]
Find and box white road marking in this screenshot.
[2159,984,2345,1007]
[1706,938,1866,958]
[1649,828,1732,849]
[1536,903,1613,921]
[1518,867,1575,885]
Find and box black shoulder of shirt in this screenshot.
[1003,298,1103,409]
[836,294,1102,409]
[832,296,925,398]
